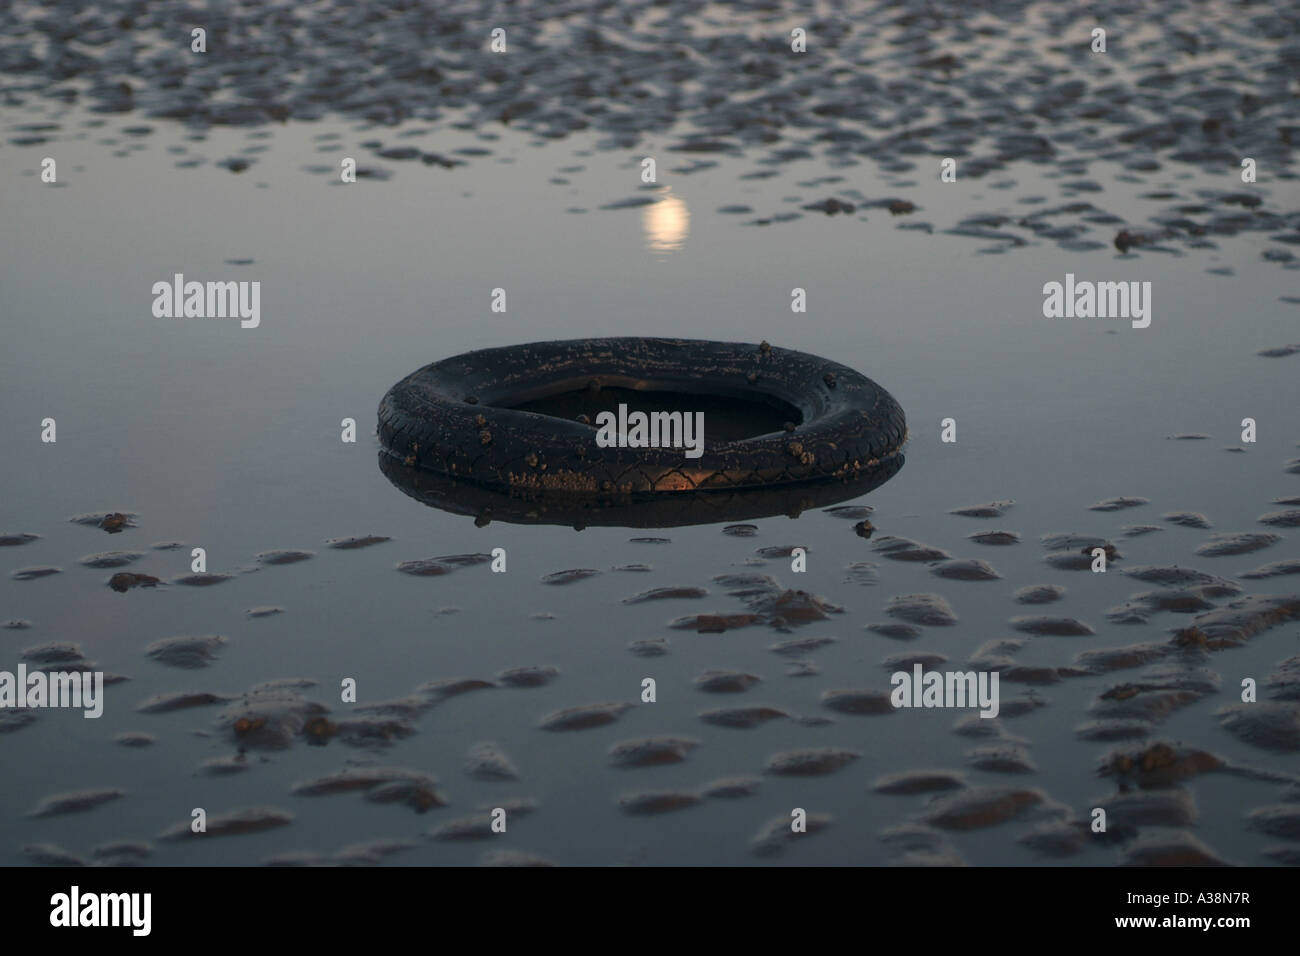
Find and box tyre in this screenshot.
[377,337,907,495]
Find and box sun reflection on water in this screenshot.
[642,190,690,253]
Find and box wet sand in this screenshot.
[1,0,1299,866]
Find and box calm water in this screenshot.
[1,0,1298,866]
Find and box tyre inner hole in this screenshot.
[502,386,804,442]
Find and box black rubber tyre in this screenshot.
[377,337,907,495]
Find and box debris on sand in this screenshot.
[216,686,332,750]
[100,513,131,533]
[109,572,160,592]
[1098,741,1224,788]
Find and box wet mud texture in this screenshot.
[6,474,1300,866]
[2,1,1298,265]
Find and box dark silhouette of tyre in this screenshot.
[378,449,904,529]
[377,337,907,495]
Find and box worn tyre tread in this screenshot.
[378,337,907,494]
